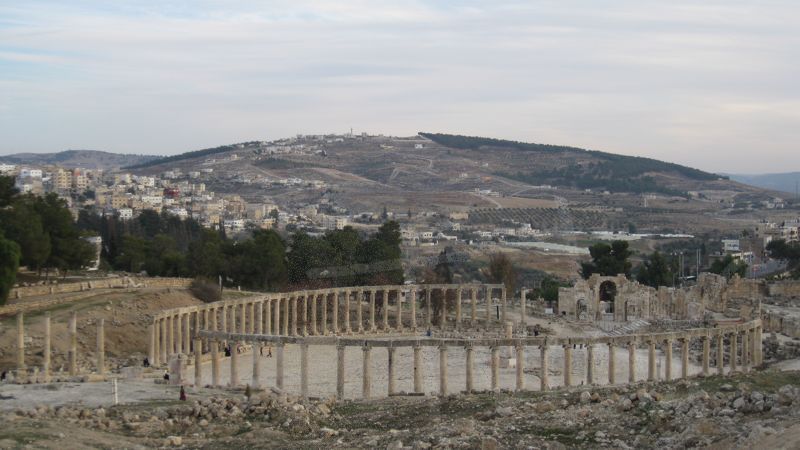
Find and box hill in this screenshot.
[728,172,800,196]
[0,150,161,170]
[420,133,726,196]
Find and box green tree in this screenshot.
[115,235,148,273]
[483,252,516,294]
[188,229,227,278]
[0,232,20,305]
[636,251,674,288]
[0,175,18,208]
[229,229,287,291]
[0,198,50,272]
[581,240,632,279]
[709,254,747,279]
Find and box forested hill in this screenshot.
[419,132,727,196]
[125,142,263,169]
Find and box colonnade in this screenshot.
[150,284,507,367]
[195,319,763,400]
[13,311,106,382]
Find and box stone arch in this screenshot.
[577,298,588,320]
[599,280,617,314]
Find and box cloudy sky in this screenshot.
[1,1,798,173]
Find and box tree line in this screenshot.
[76,207,405,292]
[0,176,96,304]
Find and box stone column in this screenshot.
[300,342,309,401]
[491,346,499,390]
[336,344,345,400]
[256,302,263,334]
[382,290,389,331]
[717,334,725,375]
[167,315,174,356]
[43,313,51,382]
[456,287,463,329]
[211,342,220,387]
[321,294,328,335]
[440,288,447,330]
[540,345,549,391]
[332,292,339,334]
[501,288,507,323]
[276,343,285,390]
[221,306,227,333]
[69,312,78,376]
[485,286,492,325]
[516,345,525,391]
[520,288,527,327]
[586,343,594,385]
[230,341,239,387]
[439,345,448,396]
[282,298,290,336]
[647,340,656,381]
[239,304,246,334]
[194,311,201,352]
[153,321,161,367]
[309,294,317,335]
[362,345,372,399]
[563,344,572,387]
[471,288,478,324]
[681,338,689,379]
[344,290,352,333]
[291,297,298,336]
[664,339,673,381]
[755,326,763,365]
[251,342,261,389]
[184,313,191,354]
[247,303,254,334]
[396,290,403,332]
[628,342,636,383]
[369,290,376,332]
[265,299,273,335]
[299,296,306,336]
[16,313,25,376]
[742,329,750,371]
[426,288,432,328]
[413,344,423,394]
[195,338,203,387]
[147,324,155,369]
[410,289,417,330]
[175,313,183,354]
[730,333,738,372]
[465,345,474,393]
[357,291,364,333]
[160,318,167,366]
[608,343,616,385]
[275,297,282,335]
[96,318,105,376]
[702,336,710,376]
[387,346,396,396]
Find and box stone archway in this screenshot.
[577,298,588,320]
[599,281,617,314]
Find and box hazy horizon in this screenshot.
[2,1,798,173]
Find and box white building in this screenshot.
[722,239,741,252]
[117,208,133,220]
[0,163,16,174]
[20,168,43,178]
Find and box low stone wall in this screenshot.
[0,277,192,317]
[762,308,800,339]
[8,276,191,300]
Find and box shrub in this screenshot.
[190,277,221,303]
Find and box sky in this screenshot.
[1,1,798,174]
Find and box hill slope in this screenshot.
[0,150,161,170]
[420,133,726,196]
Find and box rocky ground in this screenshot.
[1,369,799,449]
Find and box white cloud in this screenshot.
[0,1,798,172]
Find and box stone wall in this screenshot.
[8,276,191,300]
